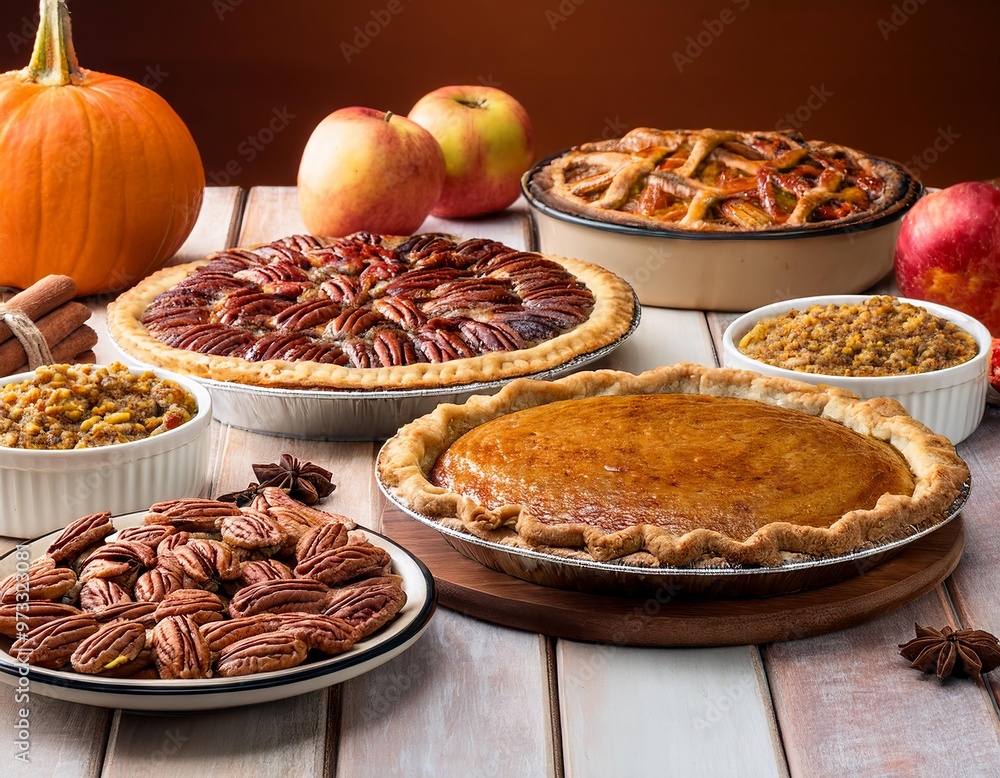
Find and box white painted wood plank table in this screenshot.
[2,187,999,777]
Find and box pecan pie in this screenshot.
[527,128,918,233]
[107,233,636,390]
[378,363,969,568]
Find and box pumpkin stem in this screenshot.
[24,0,84,86]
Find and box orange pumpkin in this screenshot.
[0,0,205,295]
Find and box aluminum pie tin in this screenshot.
[378,475,970,599]
[112,300,640,441]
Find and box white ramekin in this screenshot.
[722,295,991,445]
[0,367,213,537]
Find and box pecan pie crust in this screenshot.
[378,363,969,568]
[528,127,918,233]
[108,233,636,391]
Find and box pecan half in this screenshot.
[324,580,407,638]
[70,620,147,674]
[92,601,158,629]
[133,565,185,603]
[273,613,361,655]
[11,613,99,669]
[0,601,82,638]
[200,613,276,652]
[259,488,356,531]
[173,539,242,583]
[228,578,331,619]
[295,522,349,563]
[145,498,241,532]
[239,559,295,587]
[79,541,155,583]
[116,524,176,550]
[150,615,213,679]
[46,512,114,562]
[157,531,193,556]
[295,544,391,587]
[221,510,286,552]
[0,558,77,603]
[155,589,226,625]
[215,632,309,677]
[79,579,132,613]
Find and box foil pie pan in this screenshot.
[112,301,640,441]
[377,476,970,599]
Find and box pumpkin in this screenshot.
[0,0,205,295]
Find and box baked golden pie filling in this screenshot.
[379,364,968,568]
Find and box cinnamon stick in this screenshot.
[0,301,91,376]
[0,275,77,347]
[33,325,99,370]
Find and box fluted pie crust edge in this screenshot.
[377,363,969,568]
[107,251,637,391]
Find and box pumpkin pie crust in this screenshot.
[377,363,969,568]
[107,233,637,391]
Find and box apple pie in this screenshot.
[378,363,969,568]
[527,127,918,233]
[107,233,636,390]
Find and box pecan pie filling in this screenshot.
[139,233,596,369]
[431,394,916,541]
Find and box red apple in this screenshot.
[297,107,445,236]
[408,86,533,218]
[894,181,1000,334]
[991,338,1000,394]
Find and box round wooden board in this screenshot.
[381,508,965,646]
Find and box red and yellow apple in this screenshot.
[894,181,1000,334]
[408,85,533,218]
[297,107,445,236]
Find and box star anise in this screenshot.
[898,623,1000,681]
[216,483,264,508]
[252,454,335,505]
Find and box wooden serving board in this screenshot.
[382,507,965,647]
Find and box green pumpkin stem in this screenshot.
[25,0,83,86]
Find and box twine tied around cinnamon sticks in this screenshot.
[0,275,98,377]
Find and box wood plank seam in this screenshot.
[324,686,342,778]
[751,646,791,778]
[545,636,566,778]
[942,579,1000,730]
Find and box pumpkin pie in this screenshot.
[377,363,968,568]
[527,127,918,233]
[107,233,636,390]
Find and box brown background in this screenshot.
[2,0,997,189]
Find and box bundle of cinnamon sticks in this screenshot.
[0,275,98,377]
